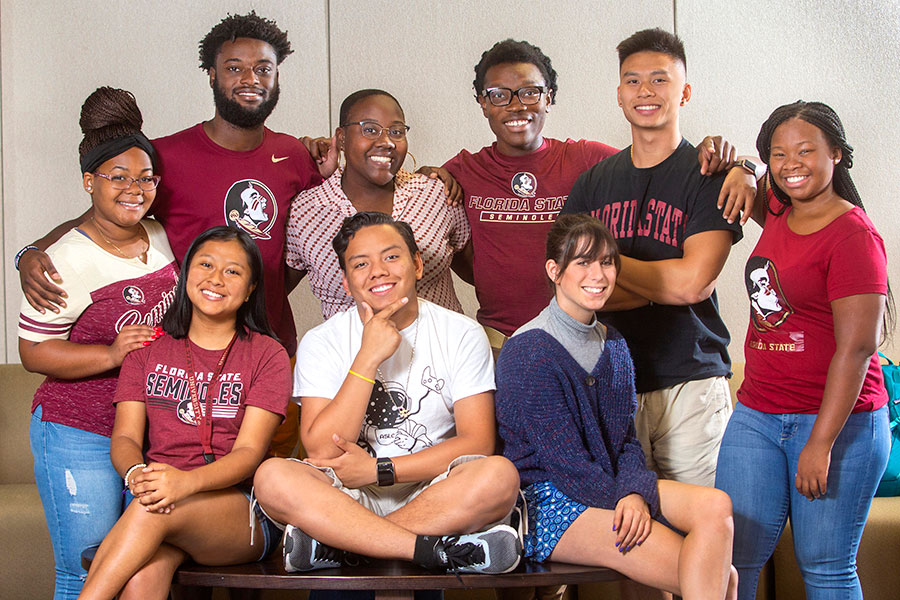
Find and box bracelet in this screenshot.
[376,457,395,487]
[348,369,375,385]
[123,462,147,490]
[14,245,38,271]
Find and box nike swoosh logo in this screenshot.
[271,154,289,163]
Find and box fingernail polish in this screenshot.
[143,342,151,346]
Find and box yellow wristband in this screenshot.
[348,369,375,385]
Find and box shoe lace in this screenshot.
[439,536,485,582]
[313,541,344,565]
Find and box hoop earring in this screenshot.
[404,151,418,172]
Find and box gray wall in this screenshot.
[3,0,899,363]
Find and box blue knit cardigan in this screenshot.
[495,326,660,516]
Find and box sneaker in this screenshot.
[509,491,528,540]
[282,524,343,572]
[432,524,522,574]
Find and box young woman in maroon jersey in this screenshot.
[17,87,176,600]
[79,227,290,600]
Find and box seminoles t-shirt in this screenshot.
[739,204,888,414]
[18,220,177,437]
[115,331,291,470]
[444,138,617,336]
[562,139,742,393]
[151,124,323,356]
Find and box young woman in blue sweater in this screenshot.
[495,214,737,600]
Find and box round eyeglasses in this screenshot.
[481,86,547,107]
[92,172,161,191]
[342,120,410,141]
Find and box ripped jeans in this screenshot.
[30,405,124,599]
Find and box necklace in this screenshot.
[376,317,420,395]
[91,217,148,260]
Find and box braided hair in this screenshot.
[756,101,863,215]
[756,101,894,341]
[198,10,292,72]
[78,87,143,159]
[472,39,558,104]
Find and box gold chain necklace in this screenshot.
[91,217,148,260]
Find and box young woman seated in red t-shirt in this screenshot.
[80,226,291,600]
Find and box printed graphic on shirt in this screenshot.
[123,285,145,305]
[144,365,245,425]
[358,365,444,455]
[224,179,277,240]
[511,172,537,197]
[745,257,793,331]
[592,199,684,248]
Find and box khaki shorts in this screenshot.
[295,454,484,517]
[634,376,732,487]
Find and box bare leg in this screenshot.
[79,488,262,599]
[387,456,519,534]
[119,543,186,600]
[254,458,418,559]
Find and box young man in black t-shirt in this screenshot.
[562,28,752,487]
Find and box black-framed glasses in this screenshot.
[92,172,161,191]
[341,120,410,141]
[481,86,547,107]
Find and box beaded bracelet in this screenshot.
[123,462,147,490]
[14,245,38,271]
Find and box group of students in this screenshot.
[14,10,891,600]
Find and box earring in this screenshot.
[834,158,840,165]
[404,151,418,172]
[86,186,92,192]
[338,150,346,171]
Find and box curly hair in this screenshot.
[472,39,558,104]
[79,87,144,158]
[198,10,293,72]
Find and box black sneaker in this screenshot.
[431,524,522,574]
[282,524,343,572]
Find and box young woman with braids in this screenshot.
[715,101,893,600]
[17,87,176,599]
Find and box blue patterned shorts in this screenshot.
[523,481,589,562]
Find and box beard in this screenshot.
[212,78,280,129]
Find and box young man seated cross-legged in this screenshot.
[254,211,522,574]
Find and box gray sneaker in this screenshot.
[433,524,522,574]
[282,524,343,572]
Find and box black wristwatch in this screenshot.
[376,457,395,487]
[734,158,759,175]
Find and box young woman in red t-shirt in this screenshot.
[80,227,291,600]
[715,101,892,600]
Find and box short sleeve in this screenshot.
[285,193,312,272]
[114,347,150,404]
[683,171,743,244]
[447,203,471,251]
[826,229,888,301]
[448,322,495,402]
[245,339,291,419]
[294,326,347,402]
[17,254,92,342]
[578,140,619,171]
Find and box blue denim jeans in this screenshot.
[30,406,124,599]
[716,402,889,600]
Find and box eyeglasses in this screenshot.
[481,86,547,107]
[342,120,410,141]
[92,172,161,191]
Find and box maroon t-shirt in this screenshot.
[444,138,617,336]
[739,203,888,414]
[115,330,291,470]
[151,125,323,356]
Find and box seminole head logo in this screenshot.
[745,257,792,331]
[511,172,537,197]
[223,179,277,240]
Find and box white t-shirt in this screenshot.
[294,299,494,458]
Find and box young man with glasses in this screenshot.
[561,28,759,488]
[16,12,326,458]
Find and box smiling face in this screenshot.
[337,94,408,189]
[617,51,689,133]
[185,239,256,325]
[84,146,156,229]
[768,117,841,205]
[479,62,552,156]
[547,240,617,324]
[210,37,280,128]
[340,224,423,321]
